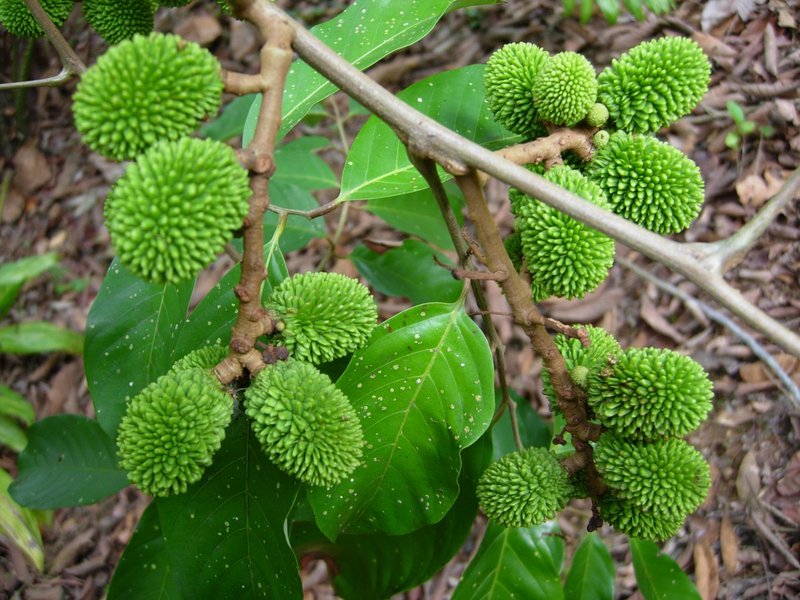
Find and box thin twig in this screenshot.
[617,255,800,413]
[684,168,800,274]
[267,199,341,219]
[408,152,522,450]
[258,0,800,357]
[22,0,86,76]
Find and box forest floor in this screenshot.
[0,0,798,598]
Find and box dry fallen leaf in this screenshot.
[12,139,52,195]
[701,0,758,31]
[720,514,740,574]
[173,12,222,46]
[694,541,720,600]
[736,172,784,208]
[736,448,762,505]
[640,294,686,343]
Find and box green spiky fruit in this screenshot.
[586,102,609,127]
[73,33,222,161]
[477,447,573,527]
[267,272,377,365]
[117,369,233,497]
[598,37,711,134]
[170,344,228,374]
[104,137,250,284]
[588,347,713,440]
[0,0,72,37]
[600,495,686,542]
[484,43,550,138]
[510,165,615,300]
[504,233,524,272]
[587,131,704,234]
[245,360,364,487]
[533,51,597,126]
[541,325,621,409]
[82,0,154,45]
[595,433,711,521]
[161,0,194,6]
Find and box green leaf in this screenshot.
[630,538,702,600]
[0,384,35,426]
[273,137,338,192]
[724,131,741,149]
[596,0,621,23]
[308,301,495,539]
[0,415,27,452]
[564,533,615,600]
[563,0,577,17]
[200,94,258,142]
[491,389,551,460]
[10,415,129,509]
[350,240,462,305]
[364,184,464,250]
[157,416,302,599]
[0,322,82,355]
[243,0,465,146]
[173,248,288,359]
[107,503,180,600]
[0,467,45,571]
[580,0,594,23]
[726,100,745,125]
[452,522,565,600]
[266,180,327,252]
[84,259,194,438]
[0,252,59,316]
[338,65,518,202]
[642,0,674,14]
[327,435,493,600]
[622,0,646,19]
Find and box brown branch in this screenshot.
[684,168,800,274]
[455,169,606,501]
[222,69,268,95]
[23,0,85,75]
[257,0,799,357]
[213,1,294,385]
[267,199,341,219]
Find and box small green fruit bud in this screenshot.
[592,130,610,149]
[533,51,598,126]
[82,0,154,45]
[586,102,609,127]
[0,0,72,38]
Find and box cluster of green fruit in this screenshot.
[117,271,377,496]
[487,37,711,300]
[478,326,713,541]
[0,0,231,44]
[71,32,250,284]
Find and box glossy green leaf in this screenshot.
[0,252,59,316]
[172,247,288,359]
[200,94,258,142]
[10,414,129,509]
[107,503,180,600]
[0,384,35,426]
[631,538,701,600]
[0,322,83,355]
[266,180,327,252]
[364,184,464,250]
[643,0,674,14]
[564,533,615,600]
[452,522,565,600]
[580,0,594,22]
[338,65,518,202]
[243,0,476,146]
[309,301,494,539]
[0,415,27,452]
[328,435,493,600]
[350,240,462,304]
[0,467,44,571]
[157,416,302,599]
[491,389,551,460]
[84,259,194,437]
[273,136,338,191]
